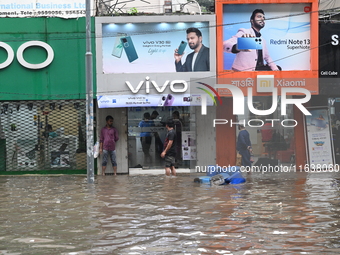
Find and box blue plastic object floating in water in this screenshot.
[194,165,246,185]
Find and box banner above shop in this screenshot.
[216,0,319,96]
[222,3,312,72]
[0,0,90,18]
[97,94,214,108]
[101,22,210,74]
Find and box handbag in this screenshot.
[236,151,242,166]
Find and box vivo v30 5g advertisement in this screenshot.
[101,22,210,73]
[223,4,311,71]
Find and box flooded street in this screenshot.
[0,172,340,255]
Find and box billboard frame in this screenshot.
[215,0,319,96]
[95,15,216,97]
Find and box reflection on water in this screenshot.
[0,172,340,254]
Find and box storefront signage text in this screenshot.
[0,40,54,69]
[126,76,188,94]
[331,34,340,45]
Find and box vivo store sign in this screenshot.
[126,75,311,111]
[125,76,188,93]
[0,41,54,69]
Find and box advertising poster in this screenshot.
[182,131,196,160]
[102,22,210,73]
[51,152,70,167]
[16,139,37,168]
[223,4,311,72]
[97,94,213,108]
[319,22,340,78]
[305,108,334,167]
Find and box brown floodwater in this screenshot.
[0,171,340,254]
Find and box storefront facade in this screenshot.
[215,0,319,168]
[95,15,217,174]
[317,21,340,165]
[0,17,95,174]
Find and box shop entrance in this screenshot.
[236,96,296,166]
[127,106,193,169]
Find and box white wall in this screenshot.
[195,105,216,168]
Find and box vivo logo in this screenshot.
[126,76,188,94]
[201,85,311,116]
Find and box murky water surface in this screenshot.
[0,172,340,254]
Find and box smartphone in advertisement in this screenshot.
[237,37,263,50]
[112,33,127,58]
[158,95,167,106]
[177,41,187,55]
[164,94,174,106]
[120,36,138,63]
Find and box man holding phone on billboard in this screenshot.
[174,27,210,72]
[223,9,280,72]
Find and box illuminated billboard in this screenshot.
[102,22,210,74]
[223,4,311,71]
[216,0,319,96]
[96,15,216,97]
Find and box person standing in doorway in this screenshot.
[172,111,183,167]
[150,110,163,155]
[161,119,177,176]
[139,112,155,168]
[237,124,252,168]
[100,115,119,176]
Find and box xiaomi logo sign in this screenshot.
[257,75,274,92]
